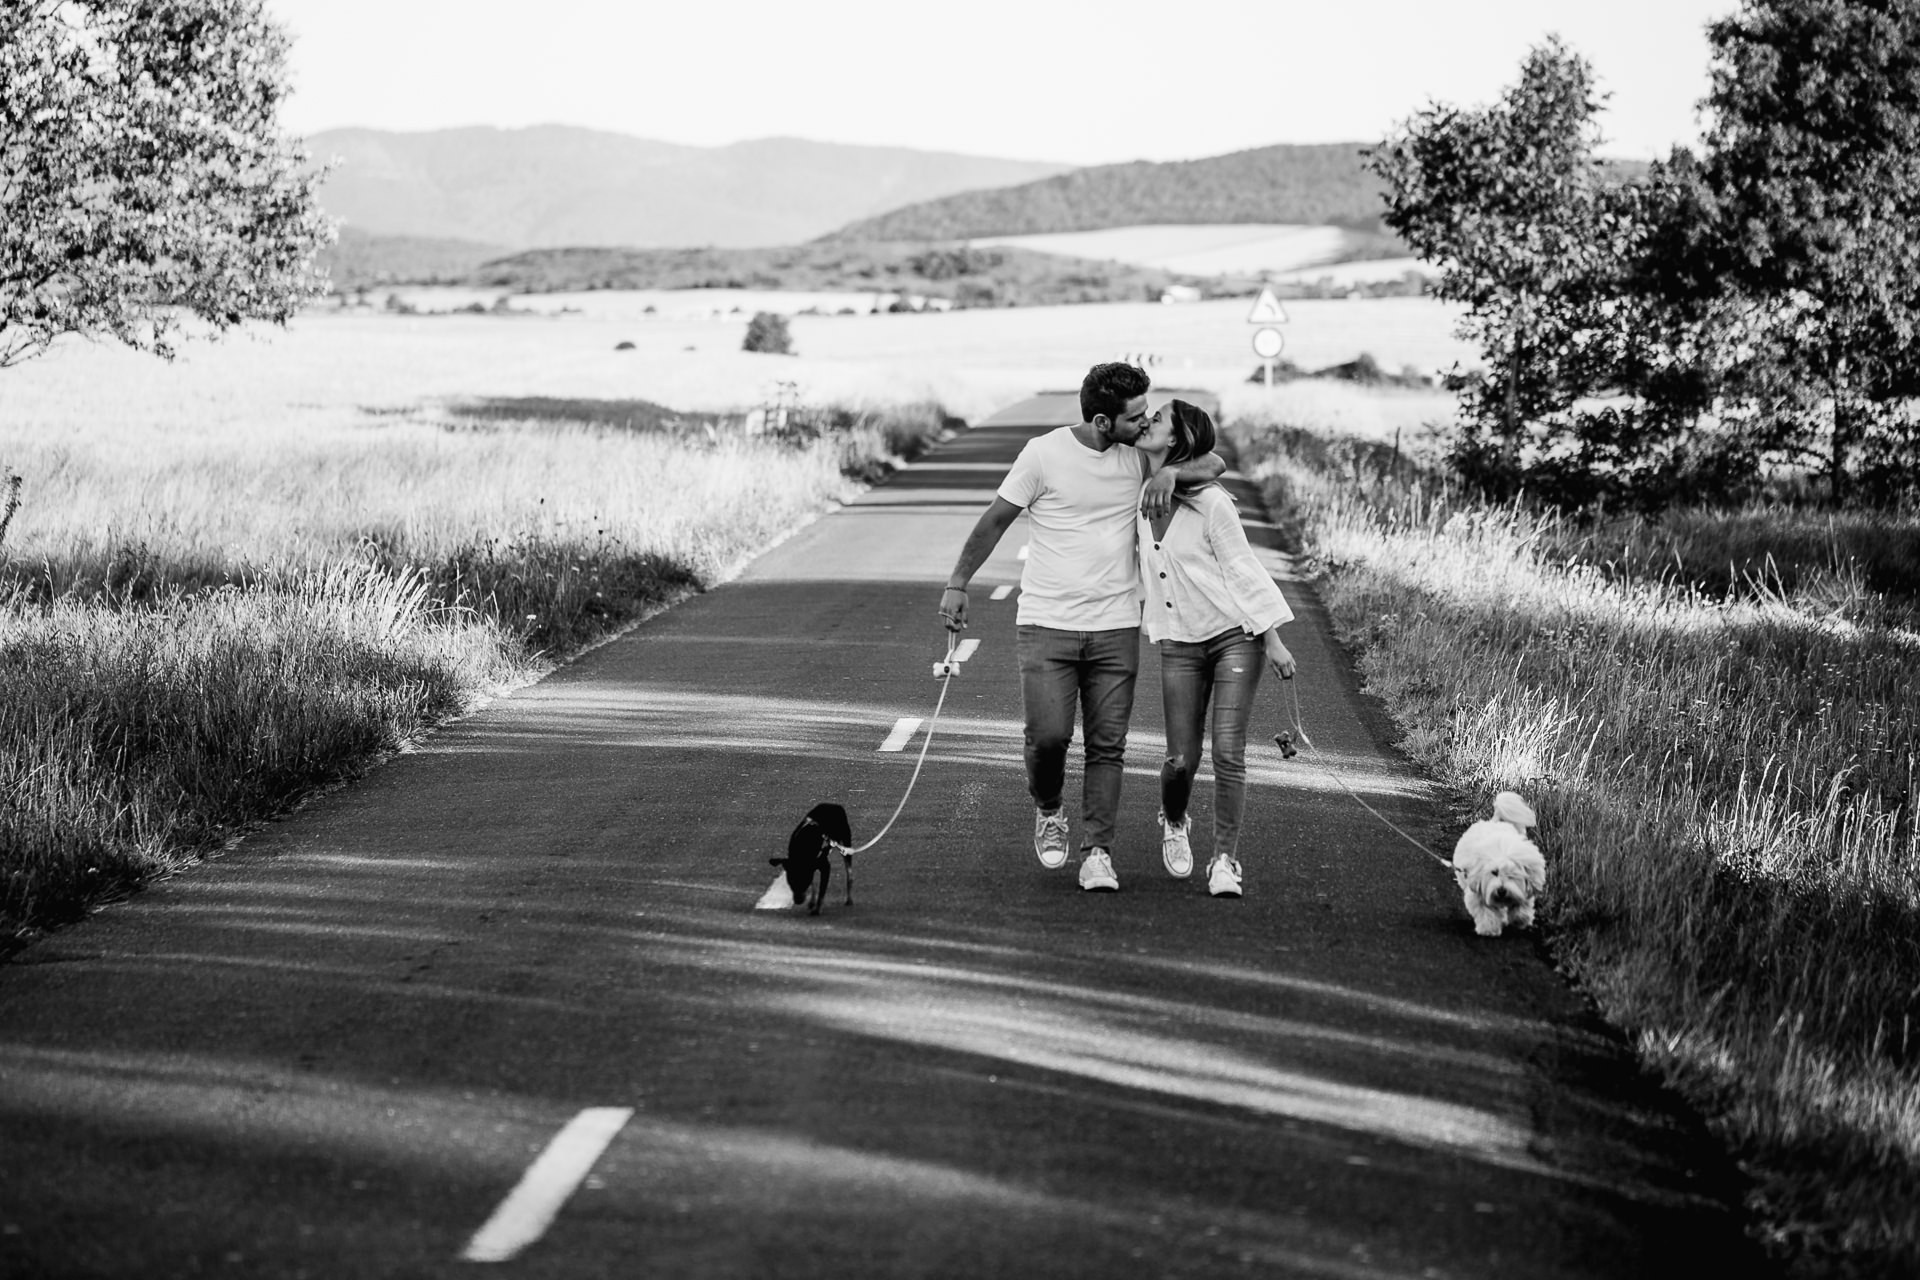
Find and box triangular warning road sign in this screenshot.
[1246,286,1289,325]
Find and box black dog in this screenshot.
[771,803,854,916]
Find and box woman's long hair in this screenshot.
[1164,399,1217,468]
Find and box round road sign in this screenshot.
[1252,327,1285,359]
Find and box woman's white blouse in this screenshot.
[1138,485,1294,643]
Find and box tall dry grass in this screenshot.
[0,563,518,930]
[0,398,950,949]
[1226,419,1920,1276]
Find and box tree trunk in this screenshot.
[1504,330,1522,474]
[1830,397,1854,506]
[1503,293,1527,478]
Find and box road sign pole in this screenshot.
[1251,324,1285,390]
[1248,288,1289,392]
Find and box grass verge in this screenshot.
[0,399,951,952]
[1227,418,1920,1278]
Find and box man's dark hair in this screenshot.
[1080,362,1150,424]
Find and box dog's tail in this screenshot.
[1492,791,1536,831]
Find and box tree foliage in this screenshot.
[1374,7,1920,509]
[0,0,332,367]
[1697,0,1920,501]
[1370,40,1654,502]
[742,311,792,355]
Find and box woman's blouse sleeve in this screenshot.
[1201,490,1294,633]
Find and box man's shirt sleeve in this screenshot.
[995,436,1044,509]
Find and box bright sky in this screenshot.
[268,0,1739,165]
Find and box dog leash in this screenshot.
[844,638,1455,869]
[840,632,960,856]
[1279,676,1455,870]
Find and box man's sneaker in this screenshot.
[1034,808,1071,869]
[1207,855,1243,898]
[1159,811,1193,879]
[1079,848,1120,892]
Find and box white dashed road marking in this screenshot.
[953,639,980,662]
[461,1107,633,1263]
[878,718,923,753]
[990,585,1014,600]
[1016,544,1029,560]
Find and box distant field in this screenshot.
[1269,257,1430,286]
[782,295,1473,388]
[0,297,1470,477]
[967,224,1395,277]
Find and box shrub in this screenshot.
[742,311,793,355]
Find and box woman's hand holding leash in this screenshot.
[1264,628,1296,680]
[939,586,968,631]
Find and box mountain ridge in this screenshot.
[305,126,1075,249]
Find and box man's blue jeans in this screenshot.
[1016,625,1140,852]
[1159,629,1264,862]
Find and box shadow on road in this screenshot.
[0,393,1763,1279]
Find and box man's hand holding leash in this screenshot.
[940,587,968,632]
[939,496,1020,633]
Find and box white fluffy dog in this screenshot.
[1451,791,1546,937]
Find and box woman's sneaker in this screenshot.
[1159,811,1193,878]
[1034,808,1070,868]
[1078,848,1120,892]
[1207,855,1243,898]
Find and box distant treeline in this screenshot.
[316,226,508,292]
[460,242,1246,307]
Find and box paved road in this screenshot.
[0,393,1761,1279]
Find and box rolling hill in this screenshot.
[306,126,1074,249]
[316,226,510,292]
[821,143,1395,242]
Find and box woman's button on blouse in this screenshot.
[1152,543,1160,550]
[1158,572,1166,579]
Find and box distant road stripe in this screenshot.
[878,718,922,753]
[1016,544,1029,560]
[461,1107,633,1263]
[953,639,980,662]
[990,585,1013,601]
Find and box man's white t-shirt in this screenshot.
[995,426,1146,631]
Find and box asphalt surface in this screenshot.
[0,392,1763,1279]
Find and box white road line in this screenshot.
[990,584,1013,601]
[878,718,923,753]
[953,639,980,662]
[1016,544,1029,560]
[461,1107,633,1263]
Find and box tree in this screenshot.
[1369,39,1639,499]
[0,0,332,368]
[1695,0,1920,501]
[742,311,793,355]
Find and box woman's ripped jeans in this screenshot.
[1159,629,1263,862]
